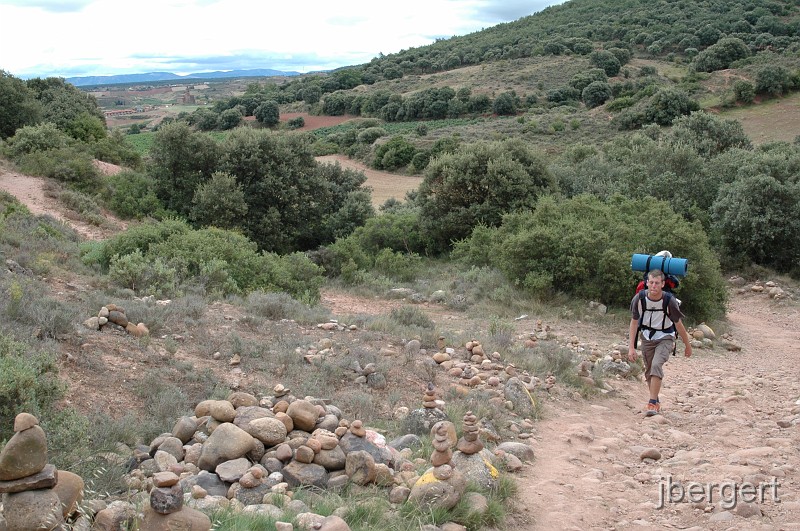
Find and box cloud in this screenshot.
[472,0,566,23]
[0,0,91,12]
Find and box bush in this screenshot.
[755,65,792,96]
[104,171,164,220]
[82,218,191,270]
[711,174,800,273]
[287,116,305,129]
[693,38,750,72]
[357,127,387,144]
[582,81,613,109]
[418,138,554,253]
[0,332,65,443]
[245,291,329,324]
[16,146,102,192]
[373,248,422,282]
[190,171,248,230]
[373,136,416,170]
[455,195,727,322]
[590,50,621,77]
[732,80,755,103]
[569,69,608,92]
[7,122,71,158]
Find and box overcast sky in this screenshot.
[0,0,566,78]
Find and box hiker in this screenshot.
[627,269,692,416]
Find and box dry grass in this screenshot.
[316,154,423,207]
[718,92,800,145]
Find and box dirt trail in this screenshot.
[0,165,127,240]
[3,159,798,529]
[511,292,800,530]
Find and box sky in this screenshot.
[0,0,566,79]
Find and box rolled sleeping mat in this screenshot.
[631,253,688,277]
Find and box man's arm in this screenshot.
[628,319,639,362]
[675,320,693,358]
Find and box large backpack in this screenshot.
[633,290,678,355]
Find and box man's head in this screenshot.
[647,269,666,297]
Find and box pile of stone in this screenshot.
[140,471,211,530]
[450,412,498,489]
[0,413,84,531]
[408,421,465,510]
[83,304,149,338]
[403,385,448,435]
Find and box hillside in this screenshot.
[0,166,798,530]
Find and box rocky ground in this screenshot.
[1,168,798,530]
[511,290,800,530]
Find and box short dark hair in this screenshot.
[648,269,665,281]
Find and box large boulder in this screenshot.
[503,378,536,416]
[197,423,255,471]
[403,408,449,436]
[338,432,391,465]
[408,466,466,510]
[179,471,228,497]
[0,425,48,480]
[247,417,287,447]
[139,505,211,531]
[2,489,64,531]
[286,400,320,432]
[52,469,84,518]
[450,449,499,489]
[281,461,329,489]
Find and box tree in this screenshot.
[644,88,699,126]
[590,50,621,77]
[733,80,755,103]
[190,172,248,229]
[219,128,371,252]
[417,138,554,253]
[582,81,613,108]
[755,65,792,97]
[0,70,42,139]
[218,108,243,130]
[26,77,105,138]
[254,101,280,126]
[492,92,517,115]
[148,122,221,217]
[668,111,751,158]
[693,38,750,73]
[712,174,800,272]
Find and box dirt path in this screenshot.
[0,164,127,240]
[511,291,800,530]
[316,154,423,208]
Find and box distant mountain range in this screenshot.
[66,69,303,87]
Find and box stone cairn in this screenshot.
[83,303,149,338]
[431,422,454,467]
[456,411,483,455]
[0,413,84,531]
[408,421,465,510]
[422,383,438,409]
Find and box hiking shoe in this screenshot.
[645,402,661,417]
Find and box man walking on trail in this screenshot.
[628,269,693,416]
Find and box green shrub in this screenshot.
[457,195,726,322]
[7,122,71,158]
[82,218,191,270]
[732,80,755,103]
[755,65,793,96]
[357,127,387,144]
[104,171,164,220]
[287,116,305,129]
[373,248,422,282]
[190,171,248,230]
[389,305,435,329]
[711,174,800,273]
[16,146,102,192]
[0,276,80,338]
[373,135,416,170]
[0,332,65,443]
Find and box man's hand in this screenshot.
[684,343,693,358]
[628,348,638,362]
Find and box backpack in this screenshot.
[633,290,678,355]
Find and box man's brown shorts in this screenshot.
[640,337,674,381]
